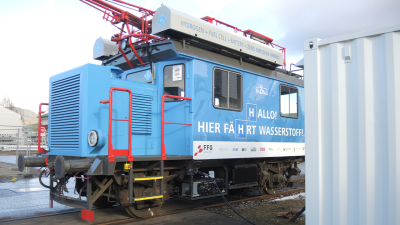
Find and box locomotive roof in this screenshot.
[102,40,304,87]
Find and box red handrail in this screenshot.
[100,87,133,163]
[161,94,192,161]
[38,103,48,153]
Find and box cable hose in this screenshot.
[39,170,51,189]
[197,171,257,225]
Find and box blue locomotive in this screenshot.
[18,3,304,219]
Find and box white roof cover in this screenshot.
[152,6,284,66]
[0,106,23,134]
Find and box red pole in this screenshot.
[280,47,287,70]
[117,24,134,69]
[126,24,145,65]
[108,89,114,162]
[161,95,166,160]
[38,103,48,153]
[128,88,133,162]
[111,0,155,14]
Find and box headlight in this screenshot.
[88,130,98,147]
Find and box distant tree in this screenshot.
[0,96,15,110]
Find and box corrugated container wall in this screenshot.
[304,25,400,225]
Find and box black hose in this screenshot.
[39,170,51,189]
[196,170,257,225]
[79,183,87,200]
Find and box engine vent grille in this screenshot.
[132,93,152,135]
[49,74,80,151]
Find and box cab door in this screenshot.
[162,62,191,156]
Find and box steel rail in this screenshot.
[0,210,81,223]
[99,187,306,225]
[0,187,304,223]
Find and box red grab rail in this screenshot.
[161,94,192,161]
[38,103,48,153]
[100,87,133,163]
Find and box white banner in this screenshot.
[193,141,305,159]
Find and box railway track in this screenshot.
[0,210,81,223]
[99,187,305,225]
[0,187,305,224]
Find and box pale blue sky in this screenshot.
[0,0,399,112]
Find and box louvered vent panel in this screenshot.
[132,93,152,134]
[50,74,80,150]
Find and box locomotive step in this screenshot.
[134,195,164,201]
[134,176,163,181]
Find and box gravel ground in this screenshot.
[277,178,305,193]
[200,179,306,225]
[207,191,305,225]
[0,161,39,183]
[194,178,305,206]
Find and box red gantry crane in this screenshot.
[81,0,286,69]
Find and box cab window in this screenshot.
[213,68,242,111]
[280,84,298,118]
[163,64,185,102]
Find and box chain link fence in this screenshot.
[0,126,48,174]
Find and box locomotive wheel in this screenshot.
[122,183,168,218]
[263,187,278,195]
[259,178,278,195]
[259,182,277,195]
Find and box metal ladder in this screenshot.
[100,87,134,163]
[128,160,164,203]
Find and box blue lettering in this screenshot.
[209,30,217,38]
[181,20,189,28]
[230,39,243,47]
[247,45,255,51]
[218,34,226,41]
[271,54,280,60]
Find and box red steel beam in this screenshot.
[111,0,155,14]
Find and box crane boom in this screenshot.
[81,0,286,70]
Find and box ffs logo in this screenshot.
[194,145,213,156]
[194,145,202,156]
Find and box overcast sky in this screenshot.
[0,0,399,113]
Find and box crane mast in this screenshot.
[81,0,287,69]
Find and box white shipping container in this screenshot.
[304,25,400,225]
